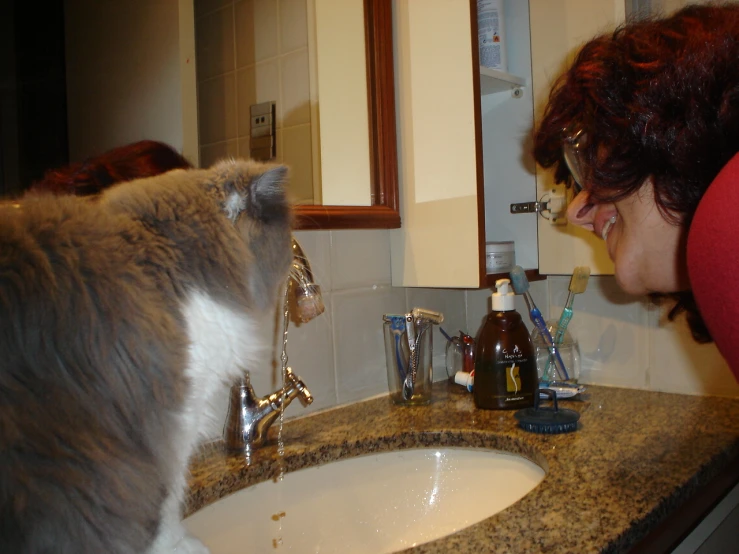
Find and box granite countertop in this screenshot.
[186,383,739,553]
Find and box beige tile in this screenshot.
[255,60,281,121]
[405,288,467,377]
[279,49,311,127]
[279,0,309,53]
[329,230,392,290]
[236,66,258,136]
[196,6,235,80]
[237,137,251,158]
[198,73,238,144]
[293,230,332,292]
[648,304,739,398]
[282,124,314,204]
[253,0,279,62]
[199,140,238,167]
[333,286,407,404]
[274,293,338,415]
[195,0,233,18]
[465,279,548,339]
[234,0,255,68]
[564,276,650,389]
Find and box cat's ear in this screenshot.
[214,160,290,224]
[246,165,290,223]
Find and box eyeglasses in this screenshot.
[562,125,588,194]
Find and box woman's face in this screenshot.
[565,179,690,295]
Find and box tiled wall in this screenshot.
[194,0,315,203]
[548,276,739,398]
[201,229,549,439]
[202,230,739,440]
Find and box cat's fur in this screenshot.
[0,159,293,554]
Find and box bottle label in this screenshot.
[505,363,522,393]
[474,342,537,409]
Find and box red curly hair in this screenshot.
[533,4,739,343]
[30,140,193,196]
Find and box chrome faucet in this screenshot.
[223,367,313,452]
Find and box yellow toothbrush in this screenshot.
[554,266,591,345]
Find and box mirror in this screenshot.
[193,0,399,230]
[0,0,398,231]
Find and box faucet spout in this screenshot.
[291,237,325,322]
[224,367,313,452]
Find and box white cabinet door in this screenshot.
[390,0,627,287]
[390,0,482,288]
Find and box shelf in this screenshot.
[479,66,526,96]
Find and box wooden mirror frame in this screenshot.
[294,0,399,230]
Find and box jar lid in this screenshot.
[485,241,514,253]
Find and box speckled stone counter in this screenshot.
[186,383,739,553]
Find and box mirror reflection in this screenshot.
[1,0,384,213]
[195,0,372,207]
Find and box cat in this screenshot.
[0,159,294,554]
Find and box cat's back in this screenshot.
[0,193,187,554]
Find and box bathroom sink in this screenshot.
[184,447,545,553]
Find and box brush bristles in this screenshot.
[568,266,591,294]
[508,265,529,294]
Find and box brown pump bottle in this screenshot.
[473,279,538,410]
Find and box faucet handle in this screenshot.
[285,367,313,407]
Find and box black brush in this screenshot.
[514,389,580,434]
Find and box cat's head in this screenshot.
[208,159,294,310]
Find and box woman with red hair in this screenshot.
[30,140,192,196]
[534,4,739,378]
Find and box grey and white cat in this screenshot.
[0,159,293,553]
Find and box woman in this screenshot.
[533,4,739,378]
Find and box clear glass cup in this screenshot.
[530,320,581,384]
[383,315,433,405]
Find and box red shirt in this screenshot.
[687,152,739,381]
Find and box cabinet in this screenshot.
[390,0,623,288]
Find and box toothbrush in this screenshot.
[554,266,591,345]
[509,266,570,381]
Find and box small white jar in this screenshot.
[485,241,515,274]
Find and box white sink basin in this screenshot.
[184,447,544,553]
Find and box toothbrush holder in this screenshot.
[530,320,581,385]
[382,314,433,406]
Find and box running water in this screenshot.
[272,280,292,549]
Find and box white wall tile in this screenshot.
[277,293,337,415]
[236,66,258,137]
[196,6,235,79]
[329,230,392,290]
[197,73,237,144]
[280,49,311,127]
[282,124,314,203]
[466,279,548,339]
[333,286,407,404]
[279,0,309,52]
[253,0,279,62]
[562,276,650,389]
[293,230,332,293]
[199,140,238,167]
[237,137,251,158]
[234,0,256,68]
[254,60,281,119]
[648,304,739,397]
[195,0,233,18]
[405,287,466,381]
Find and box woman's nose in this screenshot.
[566,190,595,229]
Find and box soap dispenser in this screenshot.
[473,278,538,410]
